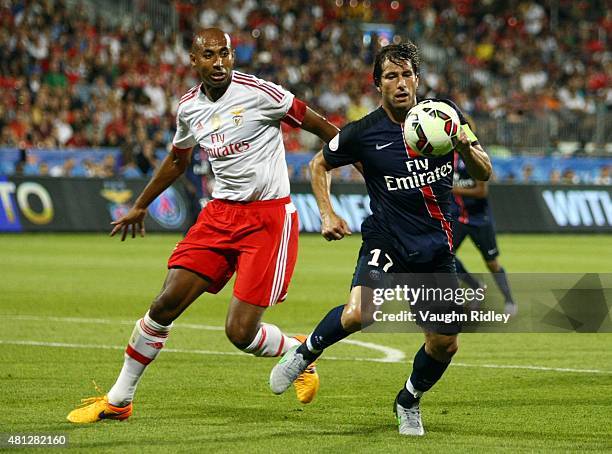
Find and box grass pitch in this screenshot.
[1,233,611,452]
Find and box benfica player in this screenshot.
[270,42,492,436]
[67,28,338,423]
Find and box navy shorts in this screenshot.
[351,237,461,335]
[453,221,499,261]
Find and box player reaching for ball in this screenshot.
[66,28,339,424]
[269,42,491,436]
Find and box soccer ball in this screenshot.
[403,100,460,157]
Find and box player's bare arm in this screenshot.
[353,161,364,175]
[300,107,340,143]
[453,180,488,198]
[110,147,193,241]
[455,130,491,181]
[309,151,351,241]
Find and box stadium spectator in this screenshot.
[562,168,579,184]
[594,165,611,185]
[119,156,142,179]
[318,81,351,116]
[549,168,562,184]
[101,153,118,178]
[37,161,49,176]
[49,157,76,177]
[134,140,159,176]
[521,164,535,183]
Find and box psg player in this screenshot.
[270,42,491,436]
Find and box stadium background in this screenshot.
[0,0,610,233]
[1,0,611,451]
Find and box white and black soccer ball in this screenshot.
[403,100,461,157]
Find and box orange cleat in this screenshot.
[67,394,132,423]
[292,335,320,404]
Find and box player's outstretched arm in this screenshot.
[110,147,193,241]
[453,180,488,198]
[309,151,352,241]
[455,130,492,181]
[300,107,340,143]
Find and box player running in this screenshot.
[269,42,491,436]
[452,155,517,315]
[67,28,338,423]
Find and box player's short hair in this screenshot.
[373,42,420,87]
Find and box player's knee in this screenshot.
[341,303,362,332]
[486,260,500,272]
[427,335,459,361]
[224,321,256,350]
[445,338,459,357]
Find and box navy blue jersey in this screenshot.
[186,146,212,200]
[323,99,470,264]
[452,153,492,226]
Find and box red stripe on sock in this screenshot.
[140,319,169,338]
[274,335,285,357]
[255,326,267,352]
[126,345,153,365]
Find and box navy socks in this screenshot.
[397,344,451,407]
[297,305,349,362]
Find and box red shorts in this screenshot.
[168,196,299,307]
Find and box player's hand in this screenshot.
[455,129,470,155]
[321,212,352,241]
[110,207,147,241]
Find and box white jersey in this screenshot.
[173,71,297,201]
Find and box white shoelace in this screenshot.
[284,351,308,380]
[398,403,422,429]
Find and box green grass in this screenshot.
[0,233,611,452]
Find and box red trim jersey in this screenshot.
[321,99,474,263]
[173,71,305,201]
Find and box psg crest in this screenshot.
[148,187,187,229]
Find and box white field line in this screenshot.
[4,314,224,331]
[0,339,401,364]
[0,314,403,363]
[0,339,609,374]
[1,315,610,374]
[339,339,404,363]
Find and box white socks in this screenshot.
[107,312,171,407]
[107,317,295,406]
[242,323,299,357]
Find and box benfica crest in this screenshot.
[231,107,245,127]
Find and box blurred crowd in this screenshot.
[0,0,610,181]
